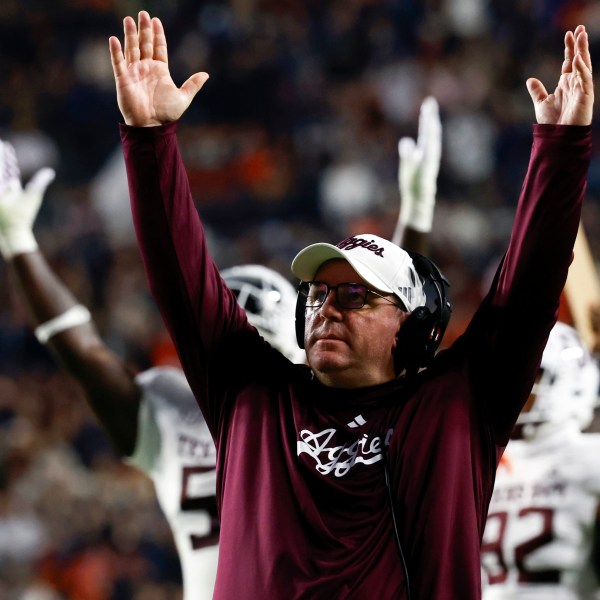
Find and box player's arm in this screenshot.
[391,96,441,255]
[0,141,140,457]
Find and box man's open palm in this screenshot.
[109,11,209,127]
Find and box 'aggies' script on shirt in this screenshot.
[297,426,393,477]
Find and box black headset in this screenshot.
[294,251,452,376]
[395,251,452,375]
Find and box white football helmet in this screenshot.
[221,264,304,363]
[518,321,600,436]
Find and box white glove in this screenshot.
[398,96,441,233]
[0,141,55,259]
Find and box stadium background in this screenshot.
[1,1,600,598]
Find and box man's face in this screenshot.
[304,259,407,388]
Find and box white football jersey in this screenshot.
[482,425,600,599]
[127,367,218,600]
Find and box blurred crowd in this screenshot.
[1,0,600,598]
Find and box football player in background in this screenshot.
[0,139,301,600]
[481,324,600,598]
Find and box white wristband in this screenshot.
[34,305,92,344]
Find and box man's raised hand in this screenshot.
[109,11,209,127]
[527,25,594,126]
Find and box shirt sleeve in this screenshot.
[459,124,592,445]
[120,122,257,433]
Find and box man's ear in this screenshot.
[392,310,409,350]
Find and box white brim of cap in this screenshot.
[291,242,394,294]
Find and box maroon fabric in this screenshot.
[121,121,591,599]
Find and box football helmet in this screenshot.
[518,321,600,435]
[221,264,304,363]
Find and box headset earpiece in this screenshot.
[295,282,307,349]
[395,252,452,376]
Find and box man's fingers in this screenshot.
[180,73,210,104]
[562,30,575,75]
[109,36,126,78]
[123,15,140,65]
[138,11,154,60]
[575,28,592,75]
[574,53,593,87]
[526,78,548,105]
[152,17,168,63]
[562,27,590,77]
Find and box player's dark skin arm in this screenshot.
[397,226,429,255]
[10,251,141,456]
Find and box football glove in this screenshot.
[0,140,55,259]
[398,96,441,233]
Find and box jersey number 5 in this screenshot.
[180,465,220,550]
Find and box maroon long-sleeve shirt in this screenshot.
[121,122,591,599]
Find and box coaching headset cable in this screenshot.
[383,449,412,600]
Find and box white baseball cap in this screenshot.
[291,234,426,312]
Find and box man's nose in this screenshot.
[319,288,344,320]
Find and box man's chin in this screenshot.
[308,350,352,381]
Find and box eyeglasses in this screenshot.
[299,281,405,311]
